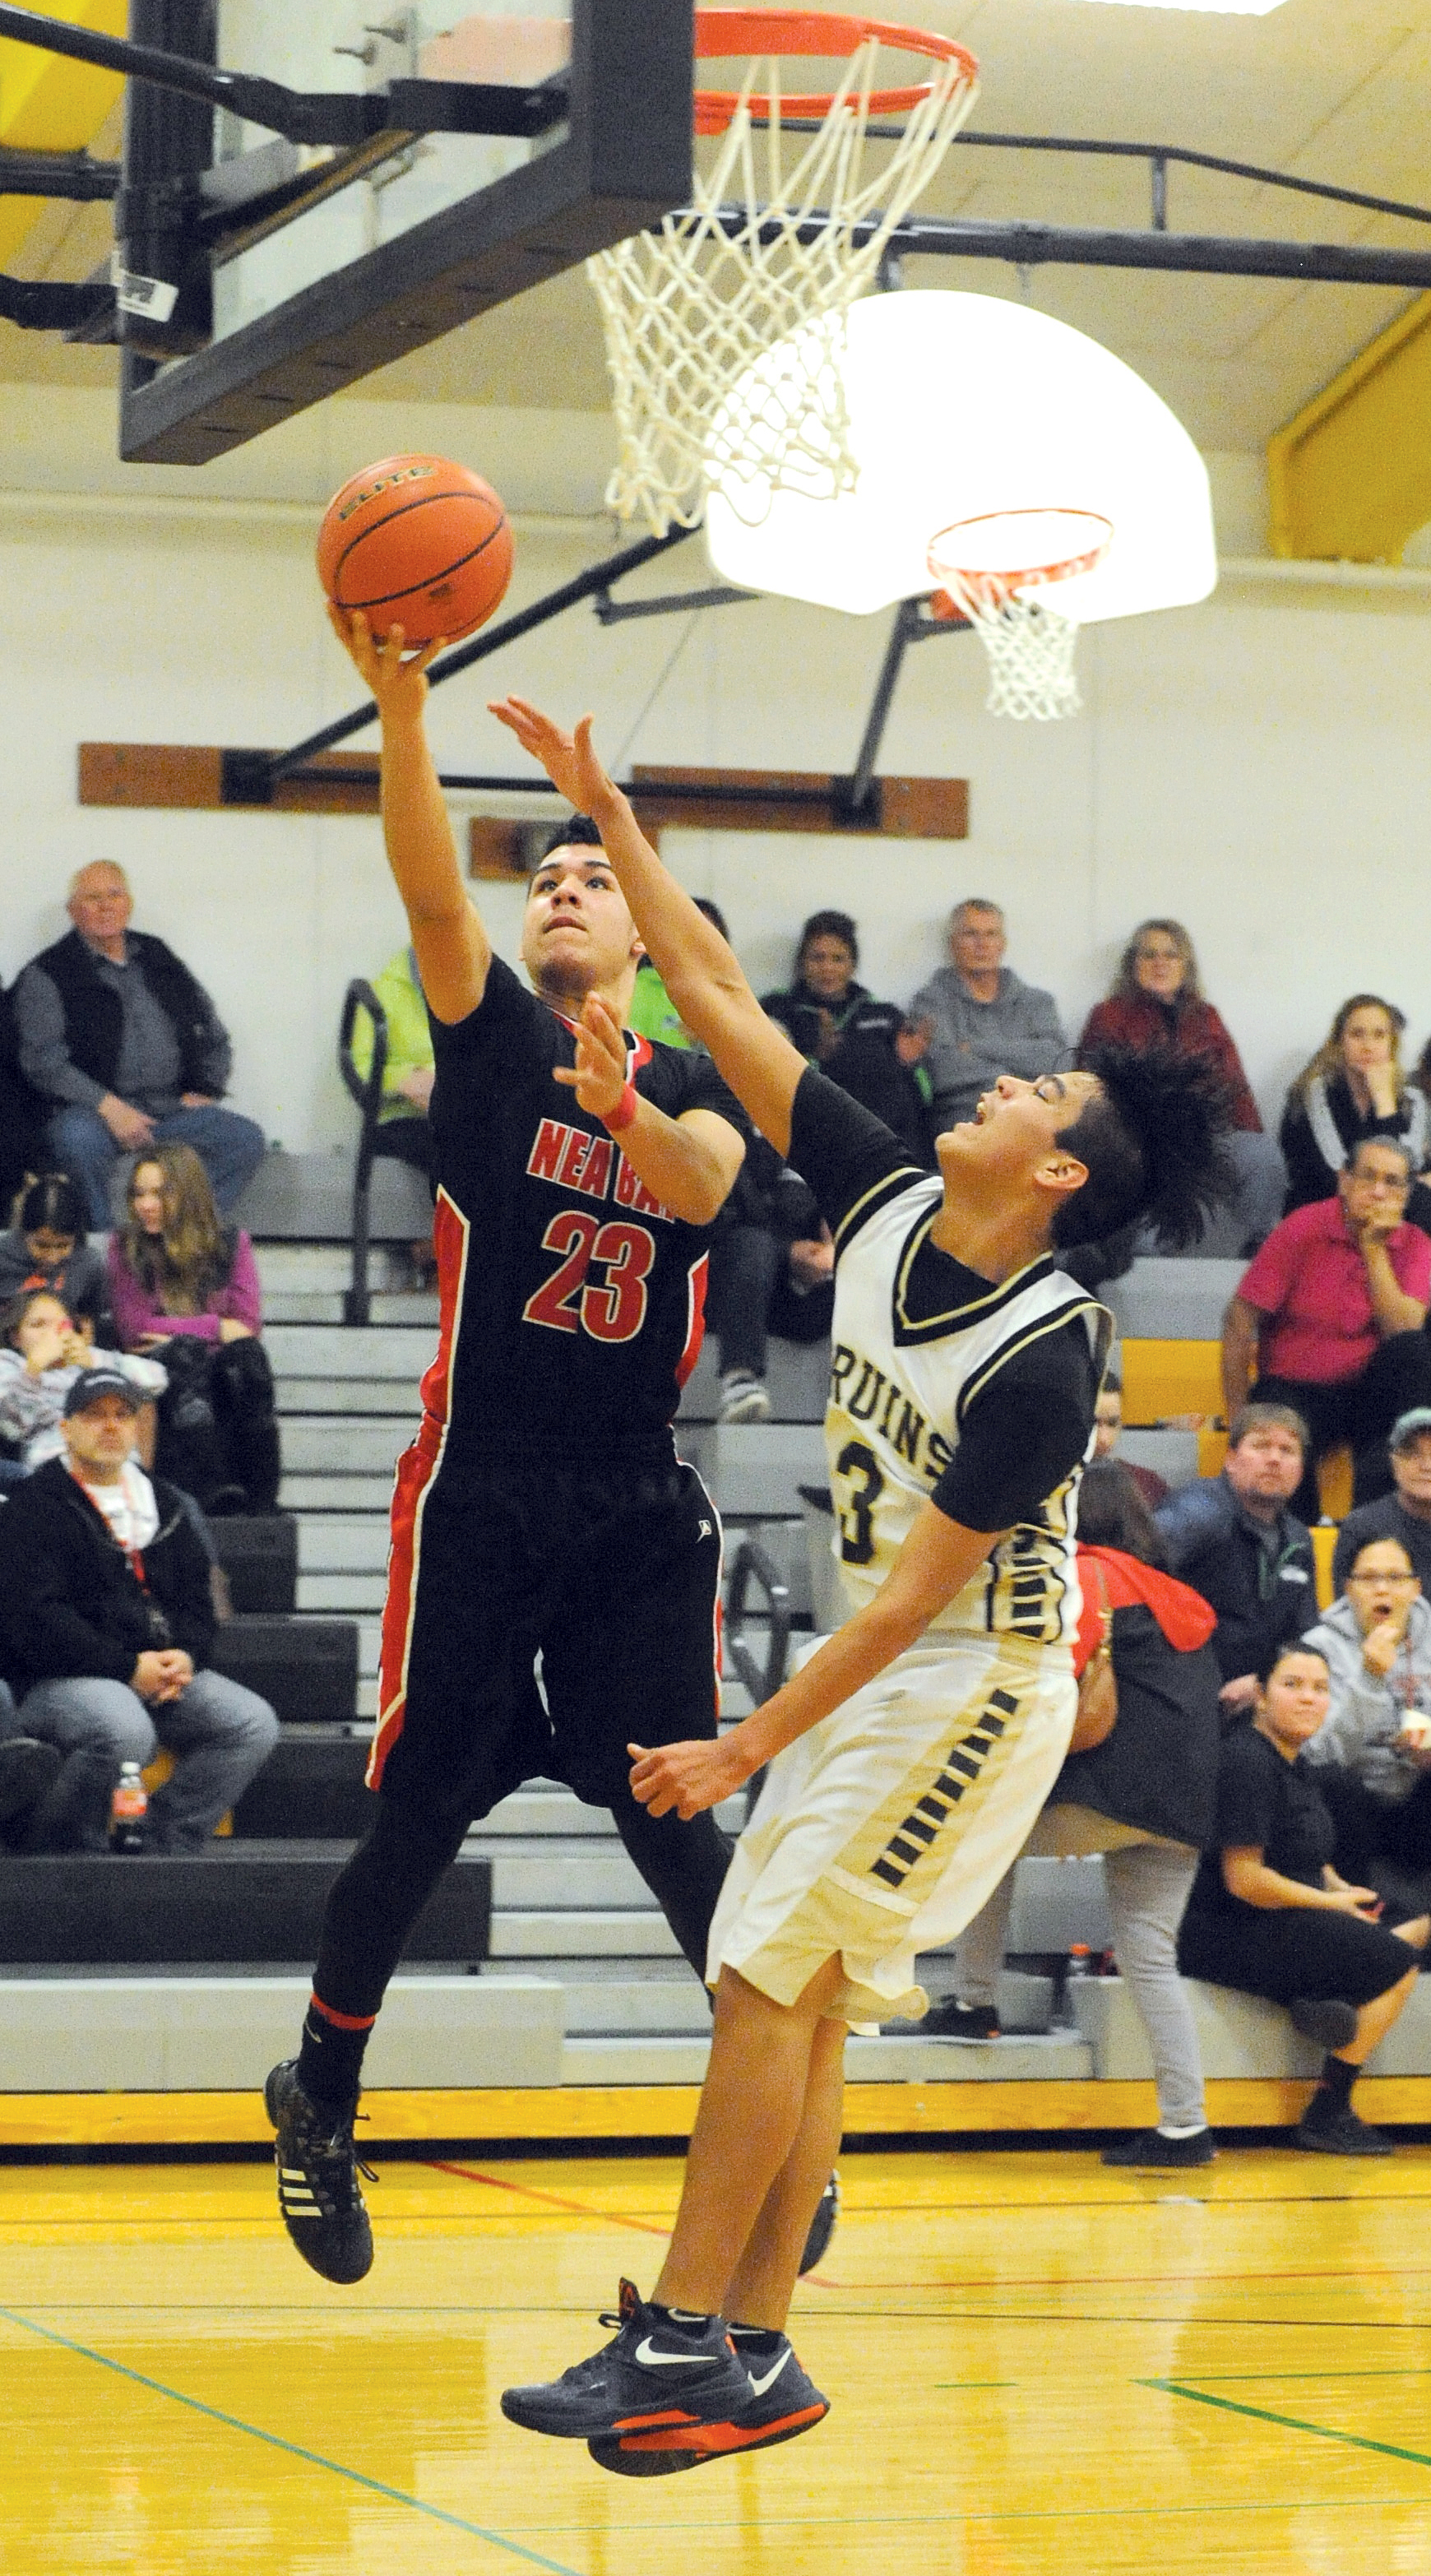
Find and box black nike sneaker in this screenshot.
[590,2328,829,2476]
[501,2278,752,2442]
[264,2059,375,2284]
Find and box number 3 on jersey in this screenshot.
[834,1437,886,1565]
[523,1212,656,1345]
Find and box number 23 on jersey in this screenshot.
[523,1212,656,1346]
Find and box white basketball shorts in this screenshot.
[706,1630,1077,2026]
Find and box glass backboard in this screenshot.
[118,0,692,464]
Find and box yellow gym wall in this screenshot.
[1,387,1429,1157]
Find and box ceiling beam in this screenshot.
[1267,296,1431,563]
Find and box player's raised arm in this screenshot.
[489,695,807,1158]
[331,609,491,1025]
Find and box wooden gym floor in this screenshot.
[5,2143,1431,2575]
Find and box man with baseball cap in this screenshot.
[1333,1408,1431,1599]
[0,1368,278,1850]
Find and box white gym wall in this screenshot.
[2,387,1429,1158]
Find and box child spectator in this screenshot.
[1078,918,1283,1250]
[106,1143,280,1515]
[0,1173,110,1338]
[1177,1641,1428,2156]
[1092,1368,1169,1508]
[0,1286,164,1478]
[1280,995,1429,1216]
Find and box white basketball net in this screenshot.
[938,572,1084,723]
[587,32,977,535]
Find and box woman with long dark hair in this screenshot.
[931,1458,1223,2167]
[1078,917,1284,1249]
[106,1142,280,1514]
[1280,994,1429,1216]
[762,909,932,1162]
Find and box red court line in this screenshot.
[427,2161,670,2237]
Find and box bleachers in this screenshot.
[7,1172,1427,2128]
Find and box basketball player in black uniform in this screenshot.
[266,613,750,2281]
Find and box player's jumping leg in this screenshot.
[502,1960,840,2469]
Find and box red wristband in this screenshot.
[603,1079,638,1133]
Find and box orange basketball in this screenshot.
[317,452,514,649]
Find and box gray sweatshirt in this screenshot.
[909,964,1068,1126]
[1301,1591,1431,1803]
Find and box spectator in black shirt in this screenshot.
[1156,1403,1317,1711]
[762,910,932,1162]
[1333,1406,1431,1597]
[1178,1642,1426,2155]
[0,979,44,1213]
[1280,994,1429,1216]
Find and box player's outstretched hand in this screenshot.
[327,605,447,718]
[489,695,615,815]
[553,994,628,1121]
[629,1737,745,1820]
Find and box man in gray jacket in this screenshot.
[910,898,1067,1132]
[1302,1530,1431,1906]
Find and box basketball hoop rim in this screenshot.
[692,9,976,137]
[928,508,1114,610]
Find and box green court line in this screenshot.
[0,2303,581,2576]
[1144,2377,1431,2472]
[1169,2368,1431,2384]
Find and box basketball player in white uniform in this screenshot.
[490,693,1228,2476]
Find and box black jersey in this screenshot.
[421,957,744,1466]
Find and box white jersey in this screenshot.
[825,1168,1112,1647]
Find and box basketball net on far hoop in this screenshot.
[588,12,978,535]
[927,509,1114,721]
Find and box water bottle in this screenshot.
[110,1763,149,1855]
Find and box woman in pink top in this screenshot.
[107,1143,280,1514]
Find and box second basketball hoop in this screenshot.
[587,9,978,535]
[928,509,1114,722]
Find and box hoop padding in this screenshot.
[587,14,978,535]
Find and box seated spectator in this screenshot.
[1334,1406,1431,1597]
[1077,920,1284,1251]
[929,1462,1221,2169]
[1177,1641,1428,2156]
[1156,1402,1316,1709]
[910,897,1065,1136]
[1301,1535,1431,1911]
[0,1706,61,1852]
[1093,1369,1169,1508]
[12,859,265,1228]
[1221,1137,1431,1526]
[706,1144,834,1423]
[349,943,437,1184]
[0,976,45,1212]
[1280,995,1429,1217]
[0,1287,165,1478]
[107,1144,280,1515]
[762,908,931,1161]
[0,1173,111,1337]
[0,1368,279,1851]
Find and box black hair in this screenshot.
[695,896,729,943]
[1100,1368,1122,1397]
[1054,1043,1235,1253]
[537,813,604,861]
[1256,1638,1330,1689]
[0,1284,67,1350]
[16,1172,86,1246]
[797,909,859,968]
[1076,1457,1169,1569]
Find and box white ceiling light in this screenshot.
[703,289,1217,627]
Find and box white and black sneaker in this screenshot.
[589,2325,829,2476]
[718,1370,771,1425]
[502,2278,752,2443]
[265,2059,375,2284]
